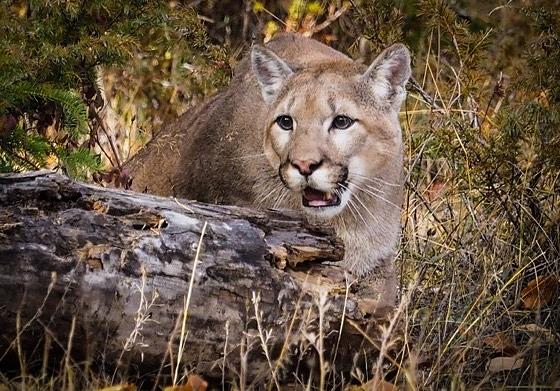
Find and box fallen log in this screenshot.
[0,171,392,386]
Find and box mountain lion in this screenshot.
[127,33,411,302]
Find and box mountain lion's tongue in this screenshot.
[303,187,334,207]
[303,187,327,201]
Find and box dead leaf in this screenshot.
[187,374,208,391]
[521,275,558,310]
[538,90,550,108]
[519,323,552,333]
[482,332,517,356]
[426,180,446,202]
[487,356,523,373]
[518,323,558,343]
[163,374,208,391]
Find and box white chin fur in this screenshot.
[301,188,352,220]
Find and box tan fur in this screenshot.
[127,33,410,306]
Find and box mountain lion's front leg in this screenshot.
[339,231,398,315]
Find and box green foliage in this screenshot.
[353,0,404,54]
[394,2,560,387]
[0,125,50,171]
[0,0,229,177]
[1,82,88,138]
[57,147,103,178]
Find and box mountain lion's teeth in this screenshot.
[325,192,333,201]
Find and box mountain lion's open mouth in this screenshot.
[302,187,342,208]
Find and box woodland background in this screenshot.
[0,0,559,389]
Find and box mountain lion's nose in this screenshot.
[291,159,322,176]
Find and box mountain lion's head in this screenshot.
[251,43,411,221]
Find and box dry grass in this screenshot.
[392,18,560,388]
[1,2,559,390]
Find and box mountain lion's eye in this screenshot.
[332,115,354,130]
[276,115,293,130]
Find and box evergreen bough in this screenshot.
[0,0,228,178]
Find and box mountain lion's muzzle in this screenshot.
[279,158,349,209]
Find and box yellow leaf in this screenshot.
[252,1,265,13]
[307,1,323,15]
[263,21,280,42]
[10,2,28,18]
[45,154,58,169]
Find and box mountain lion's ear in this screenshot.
[362,43,411,108]
[251,45,293,104]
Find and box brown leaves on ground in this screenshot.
[518,323,558,343]
[163,374,208,391]
[482,331,517,356]
[521,275,558,310]
[96,374,208,391]
[482,323,559,375]
[425,180,447,202]
[487,356,524,373]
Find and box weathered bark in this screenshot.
[0,172,388,386]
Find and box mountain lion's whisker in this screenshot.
[256,183,284,206]
[334,187,359,225]
[272,188,289,209]
[348,199,368,227]
[348,190,378,223]
[352,173,401,188]
[348,181,401,210]
[338,184,368,226]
